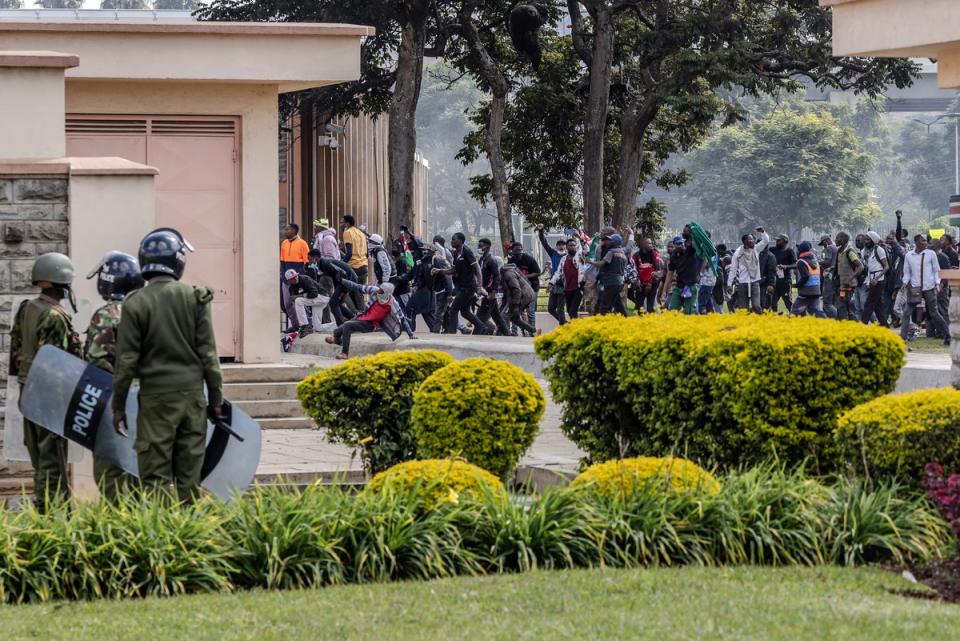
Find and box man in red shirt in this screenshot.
[324,282,417,359]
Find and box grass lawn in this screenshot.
[906,336,951,353]
[2,566,957,641]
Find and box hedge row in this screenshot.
[534,313,904,470]
[0,467,948,604]
[297,352,545,479]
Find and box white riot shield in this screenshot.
[20,345,261,500]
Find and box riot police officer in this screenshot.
[84,251,144,500]
[10,252,82,511]
[111,228,223,502]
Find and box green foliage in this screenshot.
[0,467,950,604]
[571,457,720,500]
[835,388,960,482]
[689,110,877,238]
[296,351,454,474]
[363,459,506,509]
[534,313,904,470]
[411,358,546,480]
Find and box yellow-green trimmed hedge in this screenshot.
[535,313,904,470]
[297,350,454,473]
[411,358,546,480]
[362,459,506,507]
[835,388,960,481]
[571,457,720,499]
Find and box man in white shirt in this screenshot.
[901,234,950,345]
[727,233,762,313]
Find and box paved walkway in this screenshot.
[257,375,582,482]
[256,345,951,483]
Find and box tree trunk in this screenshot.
[486,90,514,248]
[611,101,658,230]
[582,3,615,233]
[459,1,514,247]
[388,18,426,234]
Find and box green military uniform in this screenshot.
[10,294,82,509]
[112,276,223,501]
[83,300,134,500]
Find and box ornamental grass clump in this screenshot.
[411,358,546,480]
[571,457,720,500]
[835,388,960,482]
[535,312,903,471]
[296,350,454,473]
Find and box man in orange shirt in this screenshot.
[280,223,309,327]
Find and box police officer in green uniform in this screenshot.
[9,253,82,511]
[111,228,224,502]
[84,251,144,500]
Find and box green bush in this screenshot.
[410,358,546,480]
[534,313,904,470]
[362,459,506,508]
[834,388,960,482]
[297,350,454,473]
[571,457,721,499]
[0,467,949,603]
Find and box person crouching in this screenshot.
[324,281,418,359]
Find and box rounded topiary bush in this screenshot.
[835,388,960,482]
[297,350,454,474]
[535,313,904,470]
[410,358,546,480]
[362,459,505,507]
[571,457,720,499]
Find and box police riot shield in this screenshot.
[19,345,261,500]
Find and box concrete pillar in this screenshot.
[0,52,78,159]
[944,270,960,390]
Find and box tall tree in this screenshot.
[33,0,81,7]
[198,0,452,234]
[101,0,150,8]
[0,0,24,8]
[155,0,197,9]
[688,110,877,240]
[564,0,917,232]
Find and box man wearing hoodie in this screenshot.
[860,231,889,326]
[314,221,341,261]
[324,281,417,359]
[368,234,394,285]
[791,241,826,318]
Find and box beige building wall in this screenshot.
[0,53,77,158]
[67,81,281,363]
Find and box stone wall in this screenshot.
[0,176,69,496]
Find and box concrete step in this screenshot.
[259,416,315,430]
[222,363,315,384]
[224,381,299,402]
[234,399,304,419]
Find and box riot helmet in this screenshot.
[87,251,145,301]
[138,227,194,280]
[31,252,75,287]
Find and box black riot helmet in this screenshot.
[87,251,145,301]
[138,227,194,280]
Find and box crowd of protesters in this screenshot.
[280,209,956,358]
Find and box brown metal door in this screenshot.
[66,116,241,359]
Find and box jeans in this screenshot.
[861,283,888,326]
[668,284,700,315]
[698,283,716,314]
[547,288,566,325]
[774,277,792,311]
[821,275,838,319]
[476,297,507,335]
[630,283,657,313]
[564,288,583,320]
[735,282,762,313]
[791,295,827,318]
[507,303,536,334]
[598,282,627,315]
[527,287,539,332]
[445,288,484,334]
[332,319,375,355]
[295,295,337,331]
[836,286,857,321]
[902,288,950,343]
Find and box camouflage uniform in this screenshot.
[84,300,134,500]
[10,295,82,510]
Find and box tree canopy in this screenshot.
[688,110,878,240]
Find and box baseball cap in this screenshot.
[313,218,329,229]
[671,236,684,245]
[776,233,789,242]
[284,269,298,281]
[818,235,831,246]
[369,233,383,245]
